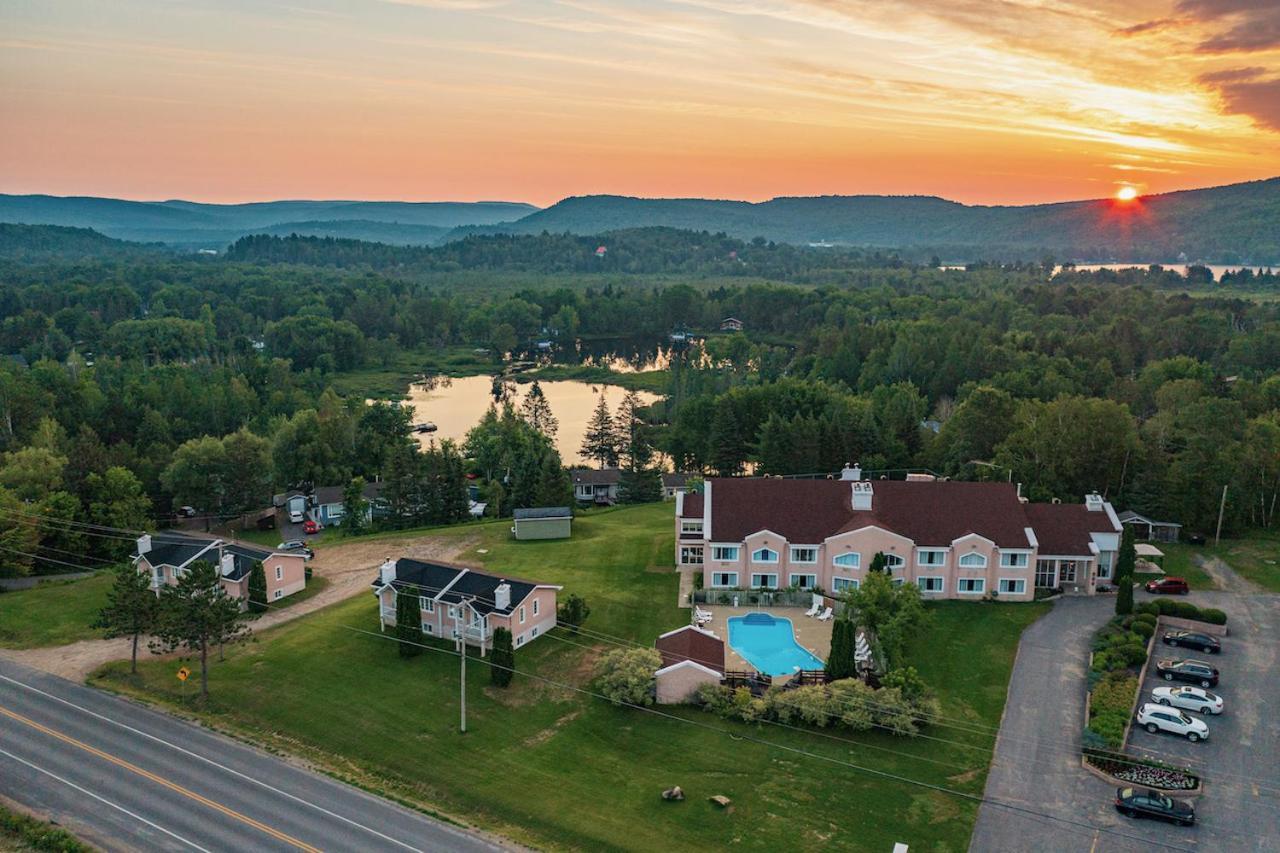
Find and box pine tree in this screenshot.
[490,627,514,687]
[580,394,619,469]
[341,476,369,536]
[247,561,268,614]
[93,563,158,674]
[1115,524,1136,615]
[825,617,856,680]
[556,593,591,633]
[149,560,251,699]
[868,552,888,573]
[520,381,558,438]
[708,405,746,476]
[533,452,574,508]
[395,588,422,658]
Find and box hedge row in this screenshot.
[1135,599,1227,625]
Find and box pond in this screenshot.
[399,375,662,467]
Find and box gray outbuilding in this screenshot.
[512,507,573,540]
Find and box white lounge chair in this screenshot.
[695,607,714,624]
[816,607,834,622]
[804,601,822,618]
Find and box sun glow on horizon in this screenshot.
[1115,186,1139,201]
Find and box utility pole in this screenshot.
[453,595,474,734]
[1214,485,1228,548]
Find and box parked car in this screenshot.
[1114,787,1196,826]
[1135,702,1209,742]
[277,540,314,559]
[1145,576,1190,594]
[1156,658,1219,688]
[288,508,305,524]
[1162,630,1220,654]
[302,519,322,535]
[1152,685,1223,716]
[177,505,197,518]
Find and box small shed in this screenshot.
[654,624,725,704]
[512,507,572,540]
[720,317,744,332]
[1118,510,1181,543]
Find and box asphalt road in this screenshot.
[0,658,512,853]
[970,587,1280,853]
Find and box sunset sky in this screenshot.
[2,0,1278,206]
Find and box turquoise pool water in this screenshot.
[726,612,825,676]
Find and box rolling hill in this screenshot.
[449,178,1280,263]
[0,195,538,249]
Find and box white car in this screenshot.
[1152,685,1224,716]
[1135,703,1209,742]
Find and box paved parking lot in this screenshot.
[971,586,1280,853]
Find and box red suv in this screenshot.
[1145,576,1189,595]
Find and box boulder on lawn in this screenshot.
[661,786,685,801]
[709,795,731,808]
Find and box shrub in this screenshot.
[490,627,514,687]
[827,679,877,731]
[594,647,661,706]
[1134,601,1160,618]
[1198,607,1227,625]
[556,593,591,633]
[881,666,930,703]
[1088,710,1129,749]
[1091,673,1138,716]
[1153,598,1178,615]
[1113,643,1149,667]
[696,682,734,716]
[1132,612,1157,628]
[1130,620,1154,640]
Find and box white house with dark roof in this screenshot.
[674,466,1122,600]
[133,532,307,605]
[372,558,562,654]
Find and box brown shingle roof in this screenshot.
[1023,503,1118,555]
[655,625,725,672]
[570,468,621,486]
[707,478,1034,547]
[680,492,704,518]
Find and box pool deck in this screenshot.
[698,605,832,676]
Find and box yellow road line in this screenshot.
[0,704,320,852]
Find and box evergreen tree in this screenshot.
[825,617,857,680]
[247,561,268,614]
[868,552,888,573]
[149,560,251,699]
[520,381,558,438]
[533,452,574,508]
[580,394,620,469]
[395,588,422,658]
[490,627,514,687]
[341,476,369,536]
[1115,524,1136,616]
[93,563,159,674]
[557,593,591,633]
[708,404,746,476]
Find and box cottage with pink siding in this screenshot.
[674,466,1122,601]
[133,532,307,606]
[372,558,562,655]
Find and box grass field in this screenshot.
[1205,531,1280,592]
[0,801,92,853]
[0,573,111,649]
[1138,542,1215,589]
[93,504,1048,852]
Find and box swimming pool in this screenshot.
[726,612,825,676]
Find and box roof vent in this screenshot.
[851,481,874,511]
[379,558,397,586]
[494,581,511,612]
[1085,492,1105,512]
[839,463,862,481]
[220,552,236,578]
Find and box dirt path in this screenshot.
[0,533,476,681]
[1195,553,1260,594]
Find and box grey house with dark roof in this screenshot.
[675,466,1121,600]
[372,558,562,653]
[133,532,308,605]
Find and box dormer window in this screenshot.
[751,547,778,564]
[958,553,987,569]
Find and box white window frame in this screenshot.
[832,577,859,593]
[680,520,704,535]
[917,576,945,593]
[533,599,540,616]
[447,605,458,619]
[711,571,737,588]
[273,589,283,600]
[998,578,1026,595]
[958,578,986,595]
[680,545,704,565]
[519,605,526,624]
[789,546,817,564]
[788,573,818,589]
[916,549,946,567]
[516,634,524,646]
[419,596,435,612]
[883,554,904,570]
[153,566,165,584]
[750,572,778,589]
[833,552,860,569]
[999,551,1030,569]
[751,547,779,564]
[711,546,739,562]
[424,623,435,634]
[958,553,988,569]
[275,565,283,581]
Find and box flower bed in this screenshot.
[1084,749,1200,792]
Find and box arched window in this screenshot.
[884,554,904,570]
[751,547,778,563]
[833,552,860,569]
[958,552,987,569]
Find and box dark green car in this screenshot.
[1114,787,1195,826]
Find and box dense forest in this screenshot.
[1,225,1278,575]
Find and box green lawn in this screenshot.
[1203,531,1280,592]
[1137,542,1215,589]
[93,505,1048,852]
[0,573,111,649]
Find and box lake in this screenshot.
[399,376,662,467]
[940,263,1275,280]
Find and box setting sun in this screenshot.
[1115,186,1139,201]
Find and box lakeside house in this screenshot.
[372,558,562,654]
[309,480,385,527]
[572,467,693,504]
[674,466,1122,601]
[720,317,744,332]
[133,532,307,605]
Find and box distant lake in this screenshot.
[940,263,1275,281]
[399,376,662,467]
